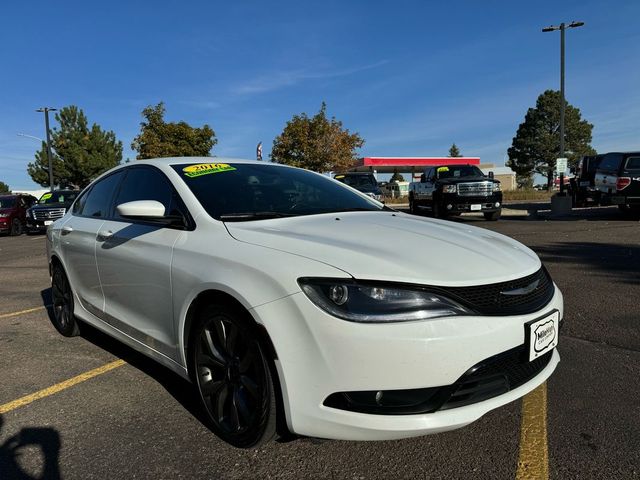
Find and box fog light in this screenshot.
[446,204,453,210]
[495,202,501,208]
[375,391,384,405]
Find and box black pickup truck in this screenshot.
[26,190,79,233]
[409,164,502,220]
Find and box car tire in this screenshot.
[432,201,444,219]
[10,218,22,236]
[190,303,277,449]
[51,263,81,337]
[484,210,501,221]
[409,195,418,215]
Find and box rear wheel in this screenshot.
[10,218,22,236]
[191,303,277,448]
[51,263,80,336]
[484,210,501,221]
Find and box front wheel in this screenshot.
[51,263,81,336]
[484,210,501,221]
[191,303,277,448]
[409,195,418,215]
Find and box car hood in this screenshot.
[32,202,69,209]
[225,212,541,286]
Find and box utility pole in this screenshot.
[542,21,584,177]
[36,107,57,190]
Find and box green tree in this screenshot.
[27,106,122,189]
[390,170,405,182]
[131,102,217,159]
[448,143,461,157]
[0,181,10,193]
[271,102,364,172]
[508,90,595,187]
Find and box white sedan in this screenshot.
[46,158,562,448]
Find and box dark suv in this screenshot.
[594,152,640,212]
[334,172,383,202]
[570,154,604,207]
[0,194,37,235]
[26,190,79,233]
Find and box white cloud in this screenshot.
[231,60,389,95]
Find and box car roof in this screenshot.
[134,157,278,167]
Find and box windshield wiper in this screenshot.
[219,211,299,221]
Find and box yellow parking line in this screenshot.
[516,382,549,480]
[0,360,127,414]
[0,305,48,319]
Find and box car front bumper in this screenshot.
[440,193,503,213]
[251,285,563,440]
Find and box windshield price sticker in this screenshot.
[40,193,52,201]
[183,163,236,178]
[528,311,559,362]
[437,167,449,173]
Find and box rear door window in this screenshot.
[624,157,640,171]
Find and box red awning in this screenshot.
[350,157,481,174]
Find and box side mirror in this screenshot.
[488,171,494,179]
[116,200,185,228]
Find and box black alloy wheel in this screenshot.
[192,304,276,448]
[10,218,22,236]
[51,264,80,336]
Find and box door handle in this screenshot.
[61,225,73,235]
[97,230,113,240]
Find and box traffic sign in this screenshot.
[555,158,568,174]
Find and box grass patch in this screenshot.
[502,189,553,201]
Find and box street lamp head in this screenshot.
[569,21,585,28]
[35,107,57,112]
[542,26,557,32]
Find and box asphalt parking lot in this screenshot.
[1,208,639,479]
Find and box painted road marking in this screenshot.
[0,305,49,319]
[516,382,549,480]
[0,360,127,414]
[31,235,46,240]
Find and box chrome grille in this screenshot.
[33,208,66,220]
[457,181,493,197]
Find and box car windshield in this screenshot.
[437,165,484,179]
[0,197,16,208]
[173,162,384,221]
[38,191,77,204]
[336,175,377,189]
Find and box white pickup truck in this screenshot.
[409,164,502,220]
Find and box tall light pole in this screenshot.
[36,107,57,191]
[542,21,584,162]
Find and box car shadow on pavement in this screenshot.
[0,414,62,480]
[533,242,640,285]
[39,288,213,433]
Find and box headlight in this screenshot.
[298,279,472,323]
[442,185,457,193]
[493,183,501,192]
[0,213,10,218]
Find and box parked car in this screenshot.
[593,151,640,212]
[0,193,37,235]
[409,164,502,220]
[333,172,383,201]
[47,158,562,448]
[569,154,604,207]
[26,190,79,233]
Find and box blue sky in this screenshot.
[1,0,639,190]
